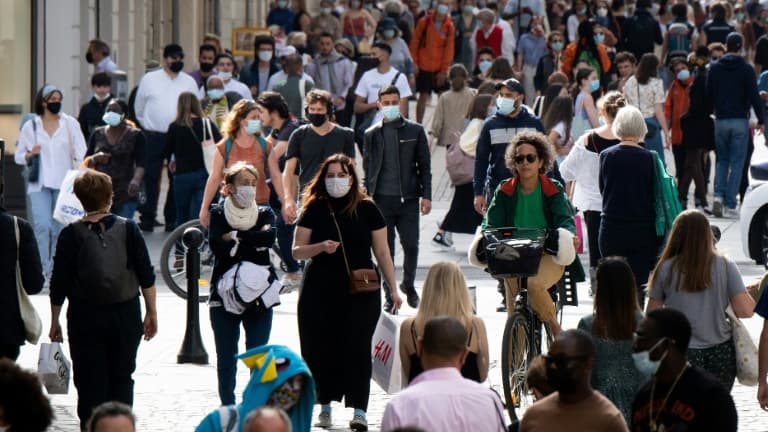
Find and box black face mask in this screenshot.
[546,367,579,393]
[200,62,215,72]
[169,61,184,73]
[307,113,327,127]
[85,51,94,64]
[46,102,62,115]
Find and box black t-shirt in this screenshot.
[164,117,222,174]
[631,366,737,432]
[271,118,302,171]
[585,131,621,154]
[286,124,356,189]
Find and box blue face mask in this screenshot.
[593,33,605,44]
[590,79,601,92]
[576,7,587,15]
[382,105,400,120]
[677,69,690,81]
[246,119,261,135]
[496,97,516,115]
[437,4,449,15]
[207,89,225,100]
[736,12,745,21]
[489,105,498,117]
[632,339,668,376]
[102,111,123,127]
[463,5,474,13]
[479,60,493,73]
[383,29,396,39]
[551,41,564,52]
[321,7,332,14]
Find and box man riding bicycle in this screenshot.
[470,131,584,335]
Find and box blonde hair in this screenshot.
[413,262,474,336]
[222,99,258,138]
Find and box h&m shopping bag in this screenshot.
[37,342,71,394]
[371,313,402,394]
[53,169,85,225]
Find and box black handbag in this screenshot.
[26,119,40,182]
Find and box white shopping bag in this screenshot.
[371,313,402,394]
[53,169,85,225]
[37,342,71,394]
[201,118,217,175]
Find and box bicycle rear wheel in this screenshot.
[501,311,534,421]
[159,219,213,302]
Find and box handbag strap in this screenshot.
[63,116,76,169]
[14,216,19,264]
[327,202,353,278]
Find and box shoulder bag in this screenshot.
[14,217,42,344]
[327,202,380,294]
[724,258,759,386]
[26,119,41,182]
[199,118,217,174]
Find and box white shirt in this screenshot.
[14,114,87,193]
[134,69,199,132]
[354,66,412,124]
[381,368,507,432]
[224,78,253,100]
[95,56,118,74]
[266,71,315,91]
[559,132,602,211]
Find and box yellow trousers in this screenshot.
[504,255,564,322]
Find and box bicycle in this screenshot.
[482,227,578,423]
[159,219,287,301]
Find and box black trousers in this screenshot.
[583,210,602,269]
[0,344,20,361]
[67,297,143,430]
[375,196,420,292]
[140,131,175,227]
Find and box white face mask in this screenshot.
[325,177,352,198]
[258,50,273,62]
[218,71,233,81]
[234,185,257,205]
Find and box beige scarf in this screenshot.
[223,197,258,230]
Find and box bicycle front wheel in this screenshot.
[501,311,534,422]
[159,219,213,302]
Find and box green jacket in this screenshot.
[483,175,585,282]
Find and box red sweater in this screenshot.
[475,25,503,63]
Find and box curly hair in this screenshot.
[504,131,555,174]
[222,99,259,139]
[0,359,53,432]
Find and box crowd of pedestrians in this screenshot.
[8,0,768,430]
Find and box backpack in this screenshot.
[667,21,692,63]
[72,218,139,305]
[626,13,656,56]
[224,135,270,181]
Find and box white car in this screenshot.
[741,163,768,267]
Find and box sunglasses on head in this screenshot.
[514,153,539,164]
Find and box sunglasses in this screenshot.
[514,153,539,164]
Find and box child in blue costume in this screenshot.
[195,345,316,432]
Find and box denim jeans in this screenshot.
[644,117,665,165]
[210,305,273,405]
[113,200,138,220]
[173,169,207,227]
[714,118,749,209]
[29,187,61,274]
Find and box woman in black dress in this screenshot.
[293,154,402,432]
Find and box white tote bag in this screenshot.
[37,342,71,394]
[726,306,759,386]
[371,312,402,394]
[53,169,85,224]
[201,118,217,175]
[14,217,42,344]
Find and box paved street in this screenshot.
[13,101,768,431]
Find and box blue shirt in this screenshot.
[755,281,768,318]
[267,7,295,33]
[516,33,547,67]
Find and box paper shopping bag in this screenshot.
[53,169,85,225]
[371,313,402,394]
[37,342,71,394]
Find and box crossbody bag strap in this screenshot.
[327,202,353,277]
[14,216,19,263]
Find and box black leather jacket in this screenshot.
[362,117,432,201]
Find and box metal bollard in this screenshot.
[177,227,209,364]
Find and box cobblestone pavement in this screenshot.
[15,99,768,430]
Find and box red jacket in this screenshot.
[664,77,694,146]
[561,42,611,79]
[410,12,455,73]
